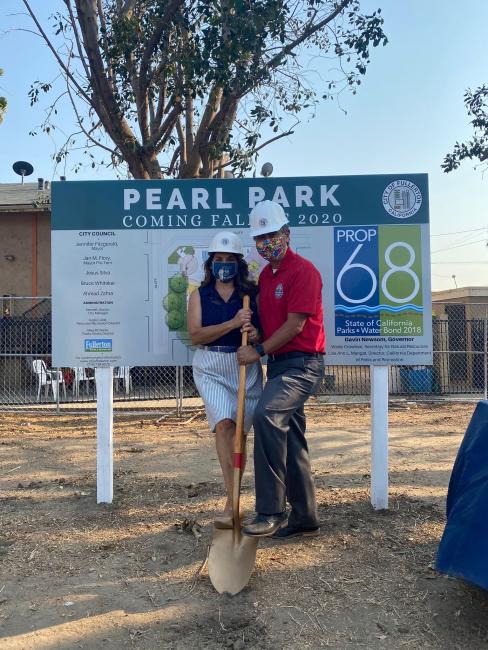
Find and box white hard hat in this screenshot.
[207,231,243,255]
[249,200,288,237]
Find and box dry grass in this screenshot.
[1,403,488,649]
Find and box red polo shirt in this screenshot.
[258,248,325,355]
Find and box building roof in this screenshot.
[432,286,488,301]
[0,182,51,212]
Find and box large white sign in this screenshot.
[51,175,432,367]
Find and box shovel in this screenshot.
[208,295,258,595]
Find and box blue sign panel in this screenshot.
[334,227,380,336]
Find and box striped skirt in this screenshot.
[192,349,263,433]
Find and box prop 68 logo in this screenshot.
[333,226,424,337]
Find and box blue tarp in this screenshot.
[436,400,488,591]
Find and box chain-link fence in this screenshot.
[1,297,487,412]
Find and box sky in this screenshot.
[0,0,487,292]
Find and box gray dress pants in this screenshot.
[252,354,325,528]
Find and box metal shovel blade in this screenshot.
[208,528,258,595]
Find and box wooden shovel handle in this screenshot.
[232,295,250,527]
[234,295,249,459]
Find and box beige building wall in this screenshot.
[432,287,488,319]
[0,213,32,296]
[37,212,51,296]
[0,210,51,300]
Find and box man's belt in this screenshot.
[267,351,324,362]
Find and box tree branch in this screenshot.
[208,93,240,150]
[185,84,223,176]
[96,0,116,93]
[73,1,137,142]
[62,0,92,84]
[22,0,94,108]
[154,82,167,132]
[214,128,296,172]
[266,0,353,73]
[175,116,186,163]
[168,145,181,176]
[138,0,185,131]
[185,91,194,160]
[72,0,154,177]
[153,103,183,155]
[66,76,118,157]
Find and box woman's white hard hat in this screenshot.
[207,231,243,255]
[249,200,288,238]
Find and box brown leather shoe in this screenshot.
[272,525,320,539]
[242,512,287,537]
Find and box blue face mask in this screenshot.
[212,261,238,283]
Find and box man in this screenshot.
[237,200,325,539]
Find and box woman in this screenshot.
[188,231,262,528]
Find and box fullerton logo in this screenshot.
[382,180,422,219]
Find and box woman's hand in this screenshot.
[232,308,252,329]
[241,322,260,343]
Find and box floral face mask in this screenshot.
[256,234,287,262]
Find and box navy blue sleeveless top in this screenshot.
[199,283,259,347]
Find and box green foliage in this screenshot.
[24,1,387,178]
[443,85,488,172]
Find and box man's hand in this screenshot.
[237,345,260,365]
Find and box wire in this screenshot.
[431,226,487,237]
[435,231,483,252]
[431,238,487,255]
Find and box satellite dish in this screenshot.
[261,162,273,177]
[13,161,34,184]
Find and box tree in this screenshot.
[443,84,488,172]
[22,0,387,179]
[0,69,6,124]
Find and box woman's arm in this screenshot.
[187,290,252,346]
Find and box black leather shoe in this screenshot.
[242,512,287,537]
[272,525,320,539]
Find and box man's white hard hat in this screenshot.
[249,200,288,238]
[207,231,243,255]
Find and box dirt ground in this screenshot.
[1,401,488,650]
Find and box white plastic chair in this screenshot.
[72,367,95,397]
[32,360,66,401]
[113,366,132,395]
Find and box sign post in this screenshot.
[370,365,389,509]
[95,367,113,503]
[51,174,431,507]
